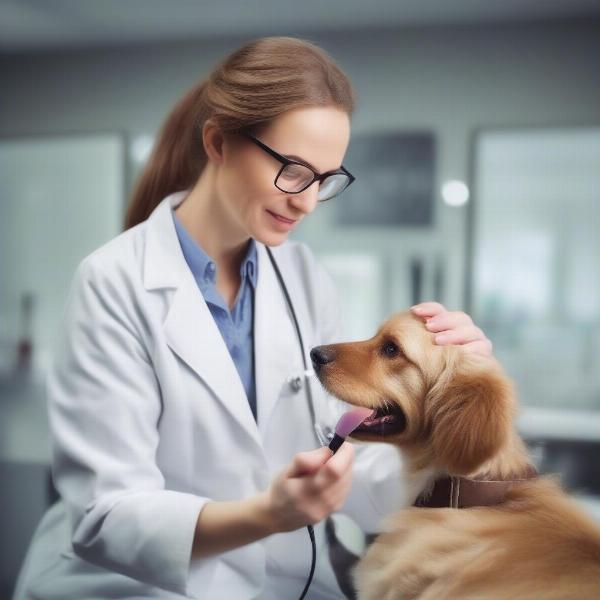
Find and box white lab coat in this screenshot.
[13,191,404,600]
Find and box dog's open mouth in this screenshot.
[351,403,406,437]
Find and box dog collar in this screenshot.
[413,466,539,509]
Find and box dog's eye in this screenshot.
[382,341,399,357]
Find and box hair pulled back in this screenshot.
[124,36,355,230]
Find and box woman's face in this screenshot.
[214,105,351,246]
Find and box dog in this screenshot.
[311,310,600,600]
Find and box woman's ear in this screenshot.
[425,351,516,476]
[202,119,225,164]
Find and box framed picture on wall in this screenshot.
[338,131,435,226]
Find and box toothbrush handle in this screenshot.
[327,433,344,454]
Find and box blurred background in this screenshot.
[1,0,600,596]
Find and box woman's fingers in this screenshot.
[308,443,354,514]
[270,443,356,531]
[410,302,446,318]
[411,302,493,358]
[312,442,354,490]
[424,311,473,332]
[431,324,484,345]
[286,446,332,478]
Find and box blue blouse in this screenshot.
[171,210,259,421]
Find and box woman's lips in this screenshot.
[266,209,297,229]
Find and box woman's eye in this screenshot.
[383,342,398,357]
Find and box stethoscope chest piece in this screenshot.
[287,375,304,393]
[286,369,315,393]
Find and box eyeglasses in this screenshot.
[242,132,355,202]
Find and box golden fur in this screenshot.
[314,311,600,599]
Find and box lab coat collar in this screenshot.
[143,191,189,291]
[143,191,264,451]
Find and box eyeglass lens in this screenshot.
[276,163,350,201]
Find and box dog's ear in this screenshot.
[425,350,515,476]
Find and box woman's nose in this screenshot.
[289,182,319,214]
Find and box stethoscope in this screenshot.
[265,246,335,448]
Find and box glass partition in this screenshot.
[469,126,600,413]
[0,133,125,462]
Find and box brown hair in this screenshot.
[123,36,356,230]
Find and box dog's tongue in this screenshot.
[334,407,377,437]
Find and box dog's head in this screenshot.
[311,311,516,476]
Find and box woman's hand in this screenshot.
[192,446,353,559]
[410,301,493,357]
[260,443,355,534]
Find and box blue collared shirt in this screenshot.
[172,210,259,421]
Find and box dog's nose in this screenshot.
[310,346,337,370]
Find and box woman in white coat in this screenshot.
[13,36,493,599]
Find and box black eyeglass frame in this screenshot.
[241,132,355,202]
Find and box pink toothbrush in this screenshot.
[328,407,376,453]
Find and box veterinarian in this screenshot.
[13,37,493,600]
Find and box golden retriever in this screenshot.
[311,311,600,600]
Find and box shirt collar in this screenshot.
[171,209,258,289]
